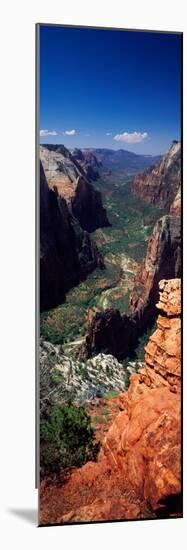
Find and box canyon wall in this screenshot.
[40,161,104,310]
[130,214,181,323]
[40,144,110,232]
[132,141,181,211]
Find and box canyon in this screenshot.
[40,140,182,524]
[81,214,181,359]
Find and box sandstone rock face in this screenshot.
[132,141,181,211]
[40,279,181,525]
[130,215,181,323]
[102,386,180,510]
[40,161,104,310]
[101,278,181,511]
[142,279,181,390]
[170,186,181,216]
[40,144,110,232]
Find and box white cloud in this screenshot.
[63,129,76,136]
[113,131,148,143]
[106,132,112,136]
[40,129,58,136]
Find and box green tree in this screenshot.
[40,404,99,475]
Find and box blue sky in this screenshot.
[40,25,182,155]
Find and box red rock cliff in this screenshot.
[40,279,181,524]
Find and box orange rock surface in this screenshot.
[40,278,181,525]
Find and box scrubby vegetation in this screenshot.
[40,404,99,475]
[40,351,100,476]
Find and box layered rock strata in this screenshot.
[132,141,181,211]
[142,279,181,390]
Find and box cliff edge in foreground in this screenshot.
[40,279,181,524]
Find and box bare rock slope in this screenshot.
[40,144,110,232]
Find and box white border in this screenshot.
[0,1,186,548]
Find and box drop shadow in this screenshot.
[8,508,38,525]
[155,493,182,518]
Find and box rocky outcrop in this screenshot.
[132,141,181,211]
[40,279,181,524]
[40,161,104,310]
[40,339,130,404]
[40,144,110,232]
[102,278,181,512]
[141,279,181,390]
[130,215,181,324]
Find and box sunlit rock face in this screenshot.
[132,141,181,211]
[142,279,181,390]
[40,161,104,310]
[40,144,110,232]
